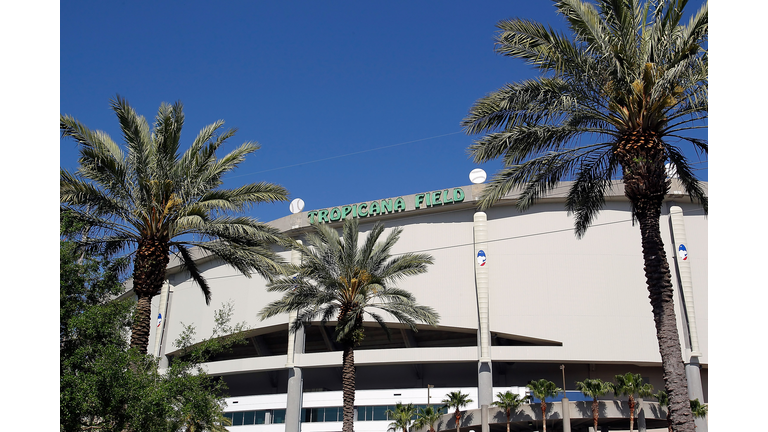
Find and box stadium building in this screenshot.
[142,179,707,432]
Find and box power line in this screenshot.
[227,131,465,179]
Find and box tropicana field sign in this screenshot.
[307,187,466,224]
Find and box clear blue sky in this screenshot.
[60,0,708,224]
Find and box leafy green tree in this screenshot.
[387,402,417,432]
[576,378,612,432]
[492,390,525,432]
[611,373,654,432]
[60,225,248,432]
[526,379,561,432]
[413,405,442,432]
[259,218,439,432]
[61,96,289,354]
[689,398,707,421]
[461,2,707,430]
[442,391,473,432]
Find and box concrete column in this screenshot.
[686,358,707,432]
[153,280,171,358]
[285,323,305,432]
[561,397,571,432]
[637,398,646,432]
[670,206,707,432]
[669,206,702,356]
[474,212,492,416]
[480,404,489,432]
[285,241,305,432]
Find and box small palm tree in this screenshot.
[413,405,441,432]
[689,398,707,429]
[526,379,561,432]
[654,390,672,432]
[387,402,417,432]
[611,373,654,432]
[442,391,473,432]
[492,391,525,432]
[576,378,611,432]
[259,218,439,432]
[61,96,290,354]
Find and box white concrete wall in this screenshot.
[149,184,708,371]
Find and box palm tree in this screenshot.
[526,379,561,432]
[611,373,654,432]
[689,398,707,429]
[259,218,439,432]
[414,405,442,432]
[654,390,672,432]
[387,402,417,432]
[60,96,289,354]
[442,391,473,432]
[492,391,525,432]
[576,378,611,432]
[461,2,706,431]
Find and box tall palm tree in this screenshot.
[576,378,611,432]
[442,391,473,432]
[461,2,706,431]
[526,379,561,432]
[259,218,439,432]
[492,391,525,432]
[387,402,417,432]
[414,405,442,432]
[611,373,654,432]
[60,96,290,354]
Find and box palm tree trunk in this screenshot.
[506,412,511,432]
[131,293,154,354]
[635,207,695,432]
[455,410,461,432]
[341,342,356,432]
[629,396,635,432]
[592,398,599,432]
[541,401,547,432]
[618,138,695,432]
[130,236,170,354]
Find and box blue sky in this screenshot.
[2,2,760,428]
[59,0,708,224]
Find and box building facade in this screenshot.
[144,180,708,432]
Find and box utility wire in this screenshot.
[227,131,465,179]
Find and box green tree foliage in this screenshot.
[576,378,612,432]
[441,391,473,432]
[688,398,707,420]
[259,218,439,432]
[413,405,442,432]
[493,391,525,432]
[462,2,706,430]
[60,229,247,432]
[526,379,561,432]
[60,96,289,354]
[387,402,417,432]
[611,373,654,432]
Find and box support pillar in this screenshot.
[686,358,707,432]
[285,320,305,432]
[637,398,646,432]
[561,397,571,432]
[670,206,707,432]
[473,212,493,420]
[285,241,305,432]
